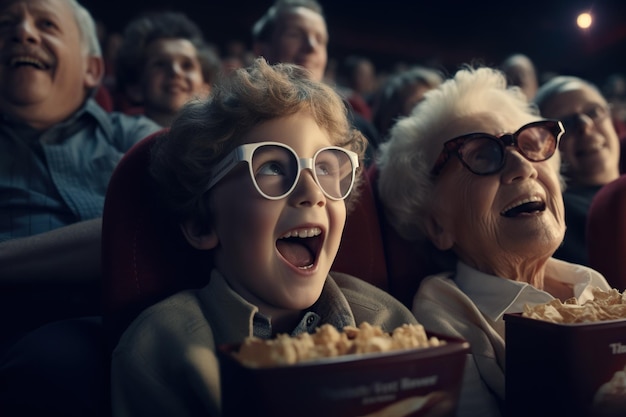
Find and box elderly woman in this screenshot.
[376,67,612,417]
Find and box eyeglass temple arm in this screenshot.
[206,147,244,192]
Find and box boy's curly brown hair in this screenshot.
[150,57,367,229]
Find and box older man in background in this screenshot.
[0,0,160,416]
[251,0,380,163]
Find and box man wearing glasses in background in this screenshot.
[533,76,621,266]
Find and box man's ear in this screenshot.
[84,56,104,89]
[180,218,219,250]
[424,212,454,251]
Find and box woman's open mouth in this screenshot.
[501,197,546,218]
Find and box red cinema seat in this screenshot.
[101,130,209,350]
[587,174,626,291]
[332,168,388,291]
[366,165,441,308]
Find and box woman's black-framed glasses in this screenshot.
[207,141,359,200]
[431,119,565,176]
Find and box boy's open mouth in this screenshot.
[276,227,323,270]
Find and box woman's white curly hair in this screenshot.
[376,66,542,242]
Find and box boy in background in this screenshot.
[114,11,221,126]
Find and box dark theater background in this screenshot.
[85,0,626,86]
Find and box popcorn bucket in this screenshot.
[218,332,469,417]
[505,313,626,417]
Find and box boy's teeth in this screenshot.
[281,227,321,239]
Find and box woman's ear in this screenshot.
[424,212,454,251]
[180,218,219,250]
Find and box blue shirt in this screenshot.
[0,99,161,241]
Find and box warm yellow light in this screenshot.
[577,12,593,29]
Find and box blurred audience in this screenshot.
[534,75,621,266]
[252,0,327,82]
[371,65,443,142]
[602,72,626,140]
[221,39,255,73]
[102,31,123,91]
[500,53,538,101]
[336,54,379,120]
[114,11,221,126]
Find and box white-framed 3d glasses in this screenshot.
[207,141,359,200]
